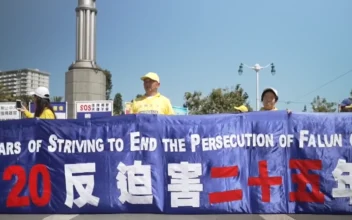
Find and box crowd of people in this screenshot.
[18,72,352,119]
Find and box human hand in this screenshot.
[17,104,27,112]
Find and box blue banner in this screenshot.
[0,111,352,214]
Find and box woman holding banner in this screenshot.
[18,87,56,119]
[260,87,291,114]
[260,87,279,111]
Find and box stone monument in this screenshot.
[65,0,106,119]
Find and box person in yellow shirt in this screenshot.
[260,87,279,111]
[234,105,248,113]
[340,98,352,112]
[131,72,174,115]
[18,87,56,119]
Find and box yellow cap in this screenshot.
[234,105,248,113]
[141,72,160,83]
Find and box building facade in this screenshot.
[0,69,50,96]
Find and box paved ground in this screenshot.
[0,214,350,220]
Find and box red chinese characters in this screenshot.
[289,159,325,203]
[208,159,324,204]
[2,164,51,207]
[208,165,243,203]
[248,160,283,202]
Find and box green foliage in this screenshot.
[113,93,123,115]
[131,94,143,102]
[52,96,63,102]
[0,83,13,101]
[183,84,253,114]
[311,96,336,112]
[103,69,112,100]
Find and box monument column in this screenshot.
[65,0,106,119]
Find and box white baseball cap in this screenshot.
[261,87,278,101]
[29,87,50,99]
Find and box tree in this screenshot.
[0,83,13,101]
[113,93,123,115]
[183,91,203,113]
[0,83,33,107]
[184,84,253,114]
[131,94,144,102]
[311,96,336,112]
[103,69,112,100]
[302,105,307,112]
[52,96,63,102]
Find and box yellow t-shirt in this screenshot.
[131,93,174,115]
[260,107,278,111]
[24,108,56,119]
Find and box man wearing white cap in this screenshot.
[131,72,174,115]
[18,86,56,119]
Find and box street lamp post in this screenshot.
[238,63,276,111]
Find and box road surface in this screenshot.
[0,214,350,220]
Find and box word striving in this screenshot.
[3,159,347,209]
[0,130,350,156]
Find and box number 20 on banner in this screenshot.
[2,165,51,207]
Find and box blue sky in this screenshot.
[0,0,351,111]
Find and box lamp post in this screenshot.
[238,63,276,111]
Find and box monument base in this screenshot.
[65,61,106,119]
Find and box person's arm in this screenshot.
[23,110,34,118]
[18,105,34,118]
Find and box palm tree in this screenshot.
[52,96,63,102]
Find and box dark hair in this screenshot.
[34,96,57,119]
[261,89,278,102]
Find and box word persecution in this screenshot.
[0,130,350,156]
